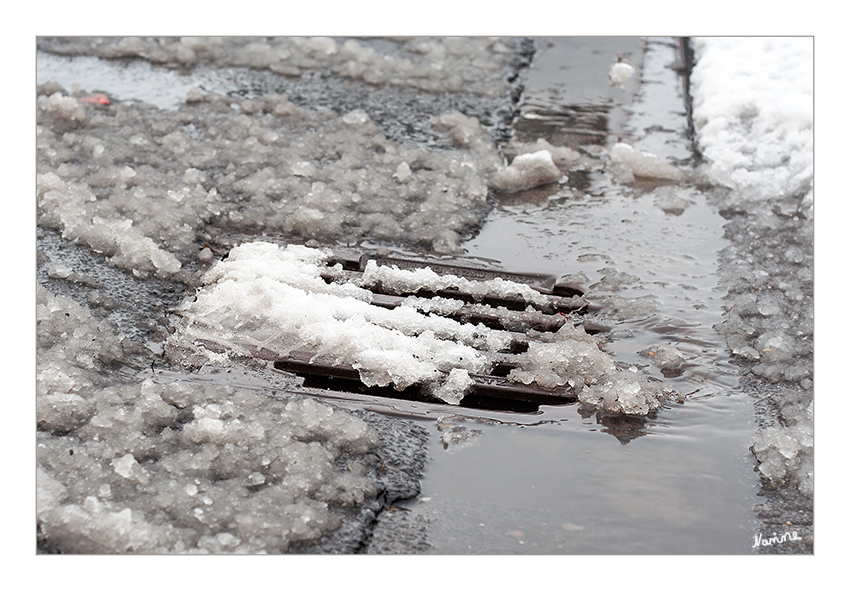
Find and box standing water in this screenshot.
[391,38,762,553]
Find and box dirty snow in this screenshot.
[36,84,497,264]
[36,281,384,553]
[692,37,814,498]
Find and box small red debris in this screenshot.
[80,93,110,106]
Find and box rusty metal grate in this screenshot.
[271,249,593,413]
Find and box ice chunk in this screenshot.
[186,86,204,102]
[491,150,564,193]
[751,401,813,498]
[111,453,150,484]
[652,186,695,215]
[439,425,483,450]
[426,369,474,406]
[608,61,634,92]
[506,323,671,415]
[510,337,614,389]
[198,246,214,262]
[604,295,660,320]
[46,263,73,279]
[361,258,550,308]
[291,161,317,177]
[303,36,338,56]
[508,139,582,170]
[393,161,412,183]
[642,344,684,369]
[37,468,69,519]
[37,393,95,434]
[401,296,465,316]
[38,92,86,122]
[579,373,671,416]
[756,292,783,317]
[610,143,684,181]
[342,109,370,126]
[430,111,501,164]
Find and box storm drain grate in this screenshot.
[271,249,592,413]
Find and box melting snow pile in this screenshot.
[692,37,813,498]
[36,72,590,274]
[37,284,382,553]
[691,37,813,201]
[166,242,671,414]
[36,81,498,267]
[751,398,813,497]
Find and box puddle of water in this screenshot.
[406,37,762,553]
[514,36,644,145]
[405,395,760,554]
[37,52,208,110]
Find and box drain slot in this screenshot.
[274,353,575,414]
[271,249,588,413]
